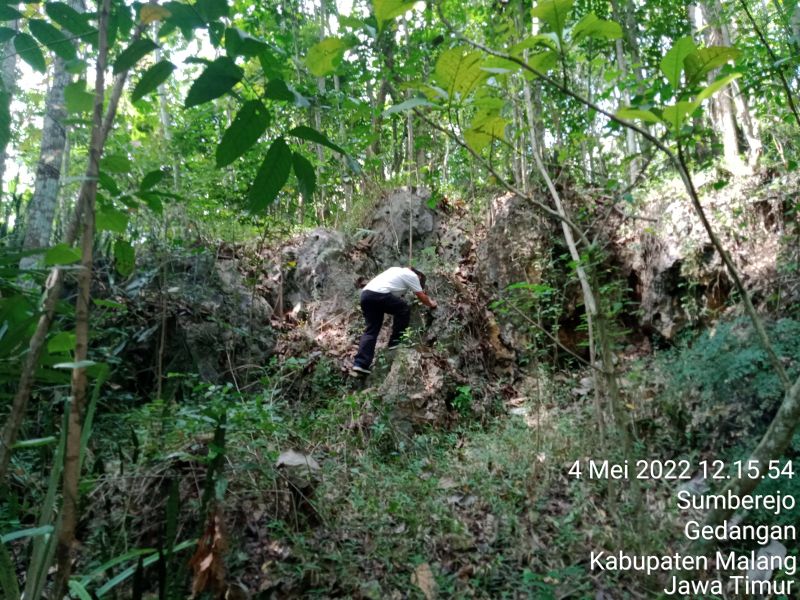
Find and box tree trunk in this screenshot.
[51,0,111,595]
[0,19,18,199]
[615,38,639,183]
[696,1,749,174]
[19,57,72,270]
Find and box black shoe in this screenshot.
[351,365,371,375]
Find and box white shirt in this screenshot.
[363,267,422,296]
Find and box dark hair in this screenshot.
[408,267,426,290]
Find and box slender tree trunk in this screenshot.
[615,38,639,183]
[0,19,19,199]
[20,58,72,270]
[51,0,110,594]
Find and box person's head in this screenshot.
[407,266,426,289]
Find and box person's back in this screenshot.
[363,267,422,296]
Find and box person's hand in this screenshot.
[429,300,438,310]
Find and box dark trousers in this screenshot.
[354,290,410,368]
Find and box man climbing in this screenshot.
[351,266,437,375]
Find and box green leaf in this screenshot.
[258,49,285,80]
[264,78,295,102]
[113,38,158,75]
[11,436,57,449]
[531,0,574,39]
[140,170,165,191]
[28,19,77,61]
[287,125,346,155]
[185,56,243,108]
[131,60,176,103]
[48,332,76,353]
[523,50,558,78]
[434,47,488,99]
[0,5,22,20]
[305,37,347,77]
[0,525,54,544]
[383,97,435,115]
[68,580,93,600]
[248,137,292,212]
[163,1,205,39]
[136,191,163,214]
[683,46,741,85]
[114,239,135,276]
[96,207,129,234]
[98,171,121,195]
[54,359,96,370]
[695,72,742,103]
[662,100,698,132]
[571,12,622,43]
[464,111,508,152]
[64,80,94,114]
[101,154,131,173]
[0,90,9,150]
[0,27,15,44]
[659,36,696,88]
[216,100,270,168]
[44,243,81,265]
[197,0,228,22]
[225,27,268,57]
[615,107,663,124]
[292,151,316,204]
[510,34,559,54]
[372,0,416,31]
[14,33,46,73]
[45,2,97,45]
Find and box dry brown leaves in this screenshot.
[189,508,227,598]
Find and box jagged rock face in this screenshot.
[476,193,549,292]
[366,189,439,265]
[613,173,791,339]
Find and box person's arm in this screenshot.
[414,291,437,309]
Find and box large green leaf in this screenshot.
[113,38,158,74]
[28,19,76,61]
[287,125,346,155]
[522,50,558,78]
[197,0,228,22]
[45,243,81,265]
[101,154,131,173]
[0,27,15,44]
[114,240,135,276]
[662,100,698,133]
[48,332,76,354]
[0,4,22,20]
[510,34,559,54]
[615,107,663,124]
[96,207,129,234]
[292,151,316,204]
[696,72,742,103]
[372,0,416,31]
[131,60,176,102]
[464,111,508,152]
[139,170,165,191]
[45,2,97,45]
[383,97,435,115]
[14,33,46,73]
[434,47,488,100]
[264,79,295,102]
[531,0,574,40]
[184,57,243,108]
[305,37,347,77]
[660,36,696,89]
[0,90,9,150]
[249,137,292,212]
[215,100,270,167]
[225,27,268,58]
[571,12,622,43]
[683,46,740,85]
[64,80,94,113]
[164,1,205,39]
